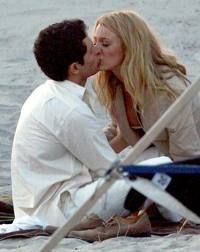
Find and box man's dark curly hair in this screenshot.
[33,19,87,81]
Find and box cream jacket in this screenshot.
[141,75,200,161]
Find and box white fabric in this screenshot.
[119,146,163,164]
[11,79,118,227]
[0,179,131,233]
[138,156,183,222]
[138,156,172,165]
[0,216,43,234]
[62,178,131,221]
[84,78,112,128]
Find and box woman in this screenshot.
[93,10,200,161]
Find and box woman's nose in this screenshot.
[94,44,102,55]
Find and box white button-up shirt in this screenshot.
[11,79,118,226]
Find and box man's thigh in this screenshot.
[72,179,131,220]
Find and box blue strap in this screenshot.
[120,164,200,174]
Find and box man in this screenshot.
[11,19,131,228]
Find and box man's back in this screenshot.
[11,80,117,226]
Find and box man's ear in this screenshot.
[68,62,80,76]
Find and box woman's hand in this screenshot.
[103,123,117,141]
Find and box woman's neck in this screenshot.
[112,67,123,82]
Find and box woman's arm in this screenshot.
[168,101,200,160]
[109,125,129,153]
[109,86,141,153]
[155,75,200,160]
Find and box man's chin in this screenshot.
[98,64,108,71]
[89,63,105,76]
[88,69,99,77]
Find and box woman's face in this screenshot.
[94,24,124,72]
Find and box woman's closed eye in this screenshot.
[102,43,110,47]
[93,41,110,47]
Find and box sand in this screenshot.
[1,0,200,250]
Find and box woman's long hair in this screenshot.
[94,10,188,113]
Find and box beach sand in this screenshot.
[1,0,200,251]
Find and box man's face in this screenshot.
[79,36,101,78]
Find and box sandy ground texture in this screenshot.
[1,0,200,251]
[0,234,200,252]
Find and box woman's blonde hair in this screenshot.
[94,10,188,113]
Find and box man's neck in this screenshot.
[67,76,86,87]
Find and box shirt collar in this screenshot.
[48,79,86,99]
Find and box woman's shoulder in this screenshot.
[166,75,188,93]
[165,73,187,85]
[158,65,189,94]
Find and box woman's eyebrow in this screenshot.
[94,35,110,41]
